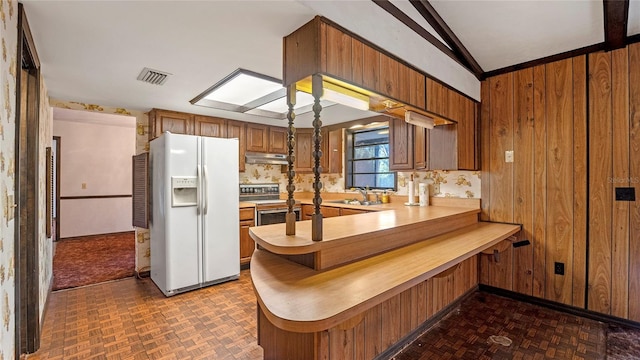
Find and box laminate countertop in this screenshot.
[249,204,480,255]
[251,221,521,332]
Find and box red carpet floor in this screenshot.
[52,232,135,291]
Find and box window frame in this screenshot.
[345,126,397,191]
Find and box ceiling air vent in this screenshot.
[137,67,171,85]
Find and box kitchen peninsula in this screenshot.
[250,200,520,359]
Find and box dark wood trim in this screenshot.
[60,194,132,200]
[603,0,630,51]
[479,285,640,330]
[483,42,606,79]
[15,3,41,356]
[371,0,481,80]
[410,0,483,77]
[374,286,479,360]
[53,136,61,242]
[626,33,640,45]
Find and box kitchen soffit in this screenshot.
[190,68,335,120]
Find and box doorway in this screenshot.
[51,108,137,290]
[15,4,41,356]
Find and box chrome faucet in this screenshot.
[355,187,368,203]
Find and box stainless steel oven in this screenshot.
[240,183,301,226]
[256,207,301,226]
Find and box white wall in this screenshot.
[54,113,136,237]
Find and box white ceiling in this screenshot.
[23,0,639,126]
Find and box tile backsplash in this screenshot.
[240,164,481,199]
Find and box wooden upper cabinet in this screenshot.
[149,109,193,140]
[246,123,269,153]
[323,22,352,82]
[269,126,288,154]
[361,43,380,91]
[297,128,341,174]
[389,118,414,170]
[429,124,457,170]
[327,129,343,174]
[194,115,226,138]
[379,55,400,101]
[457,99,478,170]
[414,126,428,170]
[295,128,314,173]
[227,120,246,172]
[426,78,449,117]
[410,69,426,110]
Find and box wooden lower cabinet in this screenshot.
[320,206,341,218]
[301,204,314,220]
[258,256,478,359]
[239,208,255,265]
[340,208,368,216]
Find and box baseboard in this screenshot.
[375,285,479,360]
[59,230,135,241]
[479,284,640,330]
[136,270,150,279]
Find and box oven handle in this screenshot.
[258,208,300,215]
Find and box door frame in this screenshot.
[15,4,41,356]
[53,136,61,241]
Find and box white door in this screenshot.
[165,133,201,291]
[201,137,240,283]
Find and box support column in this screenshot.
[285,84,296,235]
[311,74,323,241]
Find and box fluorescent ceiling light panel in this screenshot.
[256,91,315,113]
[322,82,369,111]
[204,73,282,105]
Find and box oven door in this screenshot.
[257,207,301,226]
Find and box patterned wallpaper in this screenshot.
[242,164,481,199]
[38,79,52,322]
[0,0,18,358]
[50,99,151,274]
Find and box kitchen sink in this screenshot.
[324,199,382,206]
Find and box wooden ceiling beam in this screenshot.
[411,0,483,77]
[372,0,481,79]
[603,0,630,51]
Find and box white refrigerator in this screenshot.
[149,132,239,296]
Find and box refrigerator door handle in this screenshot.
[196,165,202,215]
[203,165,209,215]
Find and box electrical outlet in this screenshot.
[505,150,514,163]
[554,262,565,275]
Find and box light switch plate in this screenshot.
[505,150,514,163]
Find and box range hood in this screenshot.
[245,152,288,165]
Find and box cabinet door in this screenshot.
[379,55,400,100]
[194,115,226,138]
[410,69,426,110]
[327,129,343,174]
[362,44,380,91]
[301,204,315,220]
[227,120,246,172]
[324,23,352,82]
[414,126,428,170]
[426,79,449,118]
[429,124,457,170]
[239,219,255,265]
[320,206,341,218]
[246,123,269,153]
[295,129,314,173]
[389,118,414,170]
[151,110,193,139]
[268,126,288,154]
[352,39,364,86]
[457,98,478,170]
[341,208,368,216]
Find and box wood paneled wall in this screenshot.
[587,46,640,320]
[481,43,640,322]
[480,57,588,308]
